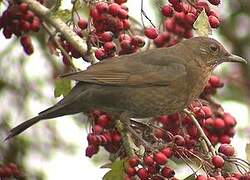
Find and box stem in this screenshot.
[41,22,77,71]
[115,120,135,157]
[183,109,216,156]
[20,0,88,57]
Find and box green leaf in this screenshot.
[54,79,71,98]
[103,160,125,180]
[184,173,196,180]
[193,10,212,36]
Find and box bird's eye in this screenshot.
[209,44,219,52]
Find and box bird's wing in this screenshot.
[61,49,187,86]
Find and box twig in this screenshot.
[140,0,155,28]
[183,109,216,156]
[41,22,77,71]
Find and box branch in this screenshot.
[19,0,88,58]
[183,109,216,156]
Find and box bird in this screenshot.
[5,36,247,140]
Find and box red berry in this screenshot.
[147,164,159,174]
[196,175,207,180]
[144,27,158,39]
[209,75,222,87]
[85,145,98,157]
[161,147,172,158]
[213,118,225,129]
[118,9,128,19]
[19,3,29,13]
[173,135,185,146]
[111,132,121,144]
[224,114,236,127]
[219,135,231,144]
[211,155,224,168]
[143,155,154,166]
[99,31,113,42]
[95,48,106,60]
[185,13,196,25]
[92,125,103,134]
[122,19,130,29]
[153,32,170,47]
[78,18,88,29]
[164,19,175,32]
[3,26,13,39]
[96,2,108,13]
[218,144,235,156]
[108,3,121,16]
[119,34,131,42]
[126,167,136,177]
[161,167,175,178]
[120,39,132,51]
[202,106,212,118]
[209,15,220,28]
[131,36,145,47]
[128,156,139,167]
[103,42,116,53]
[208,0,220,6]
[115,0,128,5]
[30,18,41,32]
[137,168,149,180]
[154,152,167,165]
[161,5,173,17]
[97,114,110,127]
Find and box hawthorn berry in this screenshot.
[211,155,224,168]
[154,152,167,165]
[78,18,88,30]
[143,155,154,166]
[209,15,220,28]
[144,27,158,39]
[208,0,221,6]
[125,167,136,177]
[161,167,175,178]
[161,5,173,17]
[218,144,235,156]
[128,156,139,167]
[137,168,149,180]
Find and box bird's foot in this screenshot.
[119,112,153,152]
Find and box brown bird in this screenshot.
[5,37,247,140]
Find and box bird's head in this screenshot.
[182,37,247,68]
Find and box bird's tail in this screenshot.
[5,116,41,141]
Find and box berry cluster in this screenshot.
[85,110,122,157]
[0,1,42,55]
[88,1,148,60]
[125,148,176,180]
[0,163,22,179]
[144,0,220,48]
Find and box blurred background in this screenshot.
[0,0,250,179]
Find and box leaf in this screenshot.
[193,10,212,36]
[54,79,71,98]
[184,173,196,180]
[50,9,72,22]
[102,160,125,180]
[245,143,250,162]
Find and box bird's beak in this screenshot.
[223,54,247,64]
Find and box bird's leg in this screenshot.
[119,112,153,151]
